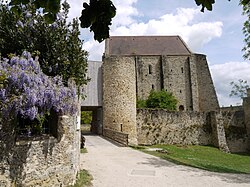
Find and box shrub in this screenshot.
[137,90,178,110]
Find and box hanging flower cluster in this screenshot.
[0,51,78,121]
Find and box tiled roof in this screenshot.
[105,36,192,56]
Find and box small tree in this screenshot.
[0,1,89,91]
[137,90,178,110]
[229,79,249,99]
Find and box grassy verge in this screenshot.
[70,169,93,187]
[133,145,250,174]
[81,148,88,154]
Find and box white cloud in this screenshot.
[111,7,223,52]
[67,0,84,20]
[112,0,139,27]
[82,40,105,61]
[210,61,250,107]
[82,6,223,60]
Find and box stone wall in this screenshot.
[136,56,162,100]
[136,109,249,152]
[102,55,137,145]
[136,109,212,145]
[134,54,219,112]
[0,115,80,187]
[243,88,250,150]
[194,54,219,112]
[162,55,192,111]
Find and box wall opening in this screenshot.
[81,106,103,135]
[181,67,184,73]
[148,65,152,74]
[179,105,184,111]
[152,84,155,90]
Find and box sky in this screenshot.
[67,0,250,107]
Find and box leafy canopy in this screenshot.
[0,1,89,91]
[137,90,178,111]
[229,79,249,99]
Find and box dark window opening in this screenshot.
[181,67,184,73]
[170,69,173,72]
[179,105,184,111]
[152,84,155,90]
[180,90,182,93]
[149,65,152,74]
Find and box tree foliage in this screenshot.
[241,0,250,60]
[0,1,89,91]
[79,0,116,42]
[137,90,178,111]
[81,111,92,124]
[229,79,249,99]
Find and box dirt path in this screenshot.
[80,135,250,187]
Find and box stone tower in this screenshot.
[102,36,219,145]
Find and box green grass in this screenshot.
[70,169,93,187]
[133,145,250,174]
[81,148,88,154]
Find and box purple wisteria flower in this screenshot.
[0,51,78,121]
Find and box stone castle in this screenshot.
[1,35,249,186]
[82,35,250,152]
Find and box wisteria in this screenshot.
[0,51,78,121]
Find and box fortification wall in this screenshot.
[243,88,250,150]
[136,109,212,145]
[136,109,248,152]
[136,56,162,100]
[194,54,219,112]
[102,56,137,145]
[0,116,80,187]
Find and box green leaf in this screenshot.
[44,13,56,24]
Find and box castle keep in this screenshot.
[82,35,250,151]
[102,36,219,144]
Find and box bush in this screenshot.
[81,111,92,124]
[137,90,178,110]
[136,99,147,108]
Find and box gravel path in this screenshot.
[80,135,250,187]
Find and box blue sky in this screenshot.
[68,0,250,107]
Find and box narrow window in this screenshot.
[180,90,182,93]
[149,65,152,74]
[152,84,155,90]
[181,67,184,73]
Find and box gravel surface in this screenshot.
[80,135,250,187]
